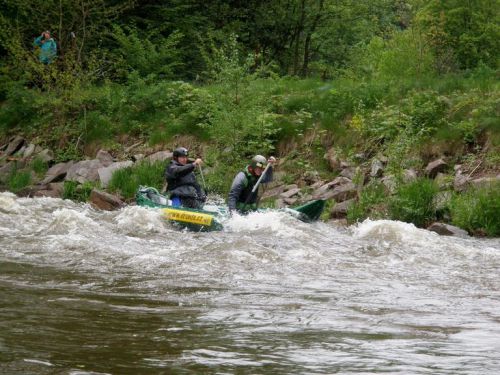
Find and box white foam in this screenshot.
[223,210,303,237]
[0,191,22,213]
[114,205,169,235]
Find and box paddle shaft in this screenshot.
[244,163,272,205]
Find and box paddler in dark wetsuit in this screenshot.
[165,147,206,209]
[227,155,276,214]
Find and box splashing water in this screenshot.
[1,192,499,374]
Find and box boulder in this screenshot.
[323,182,357,202]
[280,187,301,199]
[283,197,298,205]
[145,151,173,163]
[96,150,114,167]
[453,172,470,192]
[427,223,469,238]
[261,185,286,199]
[425,158,447,179]
[98,161,134,188]
[132,154,145,162]
[370,159,384,178]
[89,189,124,211]
[435,173,453,190]
[330,198,355,219]
[66,160,104,183]
[23,144,37,158]
[40,161,74,184]
[34,189,62,198]
[340,167,356,180]
[381,175,397,194]
[312,177,351,197]
[4,136,25,156]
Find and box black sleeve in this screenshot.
[166,163,196,179]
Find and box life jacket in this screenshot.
[236,167,259,212]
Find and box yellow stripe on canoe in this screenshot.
[162,208,213,226]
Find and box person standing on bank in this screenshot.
[165,147,206,209]
[33,31,57,64]
[228,155,277,214]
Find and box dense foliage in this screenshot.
[1,1,499,234]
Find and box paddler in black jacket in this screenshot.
[228,155,276,214]
[165,147,206,209]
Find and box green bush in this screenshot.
[450,183,500,236]
[108,161,165,199]
[389,178,438,228]
[347,181,386,223]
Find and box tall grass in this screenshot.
[108,160,165,199]
[389,178,438,228]
[450,183,500,236]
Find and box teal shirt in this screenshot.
[33,36,57,64]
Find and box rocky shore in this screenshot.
[1,135,499,237]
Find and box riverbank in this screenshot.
[1,72,499,236]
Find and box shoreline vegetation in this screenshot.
[0,1,498,236]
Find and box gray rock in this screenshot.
[36,149,54,163]
[425,158,447,179]
[323,182,357,202]
[310,180,325,190]
[41,161,75,184]
[313,177,351,197]
[0,162,15,179]
[340,167,356,180]
[280,187,301,199]
[145,151,173,163]
[23,144,37,158]
[89,189,124,211]
[34,189,62,198]
[470,176,500,190]
[98,161,134,188]
[453,172,470,192]
[370,159,384,178]
[427,222,469,238]
[284,184,298,191]
[132,154,145,162]
[403,169,418,183]
[434,191,453,211]
[283,197,298,205]
[4,136,25,156]
[435,173,453,190]
[261,185,286,199]
[66,160,104,183]
[330,198,355,218]
[96,150,114,167]
[381,175,397,194]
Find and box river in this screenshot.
[1,192,499,374]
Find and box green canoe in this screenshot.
[136,186,325,232]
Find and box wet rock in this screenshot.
[66,160,104,183]
[330,198,355,218]
[427,222,468,238]
[4,136,25,156]
[98,161,134,188]
[34,189,62,198]
[89,189,124,211]
[41,161,74,184]
[370,159,384,178]
[96,150,114,167]
[425,158,447,179]
[145,150,173,163]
